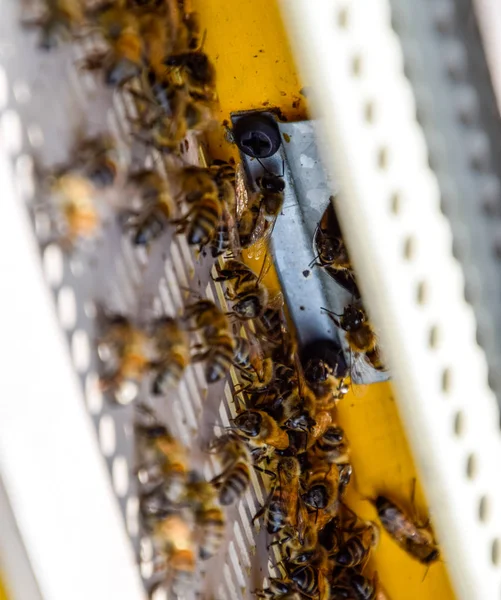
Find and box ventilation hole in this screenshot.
[85,372,103,415]
[0,67,8,110]
[351,54,362,77]
[337,6,349,28]
[15,154,35,202]
[480,175,501,216]
[390,191,401,214]
[126,496,139,537]
[453,411,465,437]
[112,455,129,497]
[433,2,455,34]
[403,236,416,260]
[466,453,477,479]
[1,109,23,154]
[140,560,153,580]
[99,415,116,456]
[57,286,77,330]
[428,325,439,349]
[441,368,452,393]
[377,146,389,170]
[71,329,90,372]
[416,281,428,305]
[34,211,51,240]
[445,41,467,81]
[140,536,153,562]
[43,244,64,287]
[84,300,97,319]
[364,100,375,124]
[70,256,84,277]
[492,538,501,565]
[479,495,490,523]
[468,132,490,172]
[12,80,31,104]
[27,124,44,148]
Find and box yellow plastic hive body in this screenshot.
[191,0,455,597]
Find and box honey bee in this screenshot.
[312,223,352,273]
[23,0,85,49]
[323,305,386,372]
[210,432,253,505]
[97,314,151,403]
[303,350,349,409]
[83,6,143,87]
[253,457,301,534]
[66,133,120,188]
[308,426,350,465]
[233,410,289,451]
[135,405,190,503]
[148,316,190,394]
[171,166,223,247]
[372,494,439,564]
[164,48,217,100]
[214,259,283,320]
[119,169,175,246]
[302,461,340,515]
[185,479,225,560]
[183,299,235,382]
[149,513,197,597]
[133,83,214,154]
[332,522,379,568]
[236,165,285,262]
[286,558,332,600]
[253,578,303,600]
[332,569,378,600]
[45,172,100,248]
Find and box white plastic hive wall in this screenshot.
[280,1,501,599]
[0,2,272,599]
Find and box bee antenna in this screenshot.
[320,306,343,317]
[308,254,321,268]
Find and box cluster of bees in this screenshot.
[25,0,441,598]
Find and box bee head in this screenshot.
[323,426,345,444]
[234,295,261,319]
[341,305,365,331]
[233,411,261,437]
[303,484,329,509]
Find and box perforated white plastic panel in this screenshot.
[0,2,273,599]
[280,1,501,599]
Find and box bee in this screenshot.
[45,172,100,248]
[64,133,120,188]
[253,578,303,600]
[332,522,379,568]
[23,0,85,49]
[185,479,225,560]
[323,305,386,372]
[233,410,289,451]
[164,48,217,101]
[214,259,282,320]
[237,166,285,260]
[83,6,143,87]
[332,570,378,600]
[302,461,340,515]
[133,83,214,154]
[148,316,190,394]
[303,352,349,409]
[210,432,253,505]
[118,169,175,245]
[253,457,301,534]
[255,307,286,346]
[183,299,235,383]
[97,314,151,403]
[308,426,350,465]
[286,559,331,600]
[372,494,439,564]
[135,405,190,503]
[150,513,197,597]
[171,166,222,247]
[312,224,352,273]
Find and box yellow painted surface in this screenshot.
[192,0,455,598]
[0,575,8,600]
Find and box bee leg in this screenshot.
[254,465,277,480]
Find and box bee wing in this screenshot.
[235,162,250,220]
[267,291,284,312]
